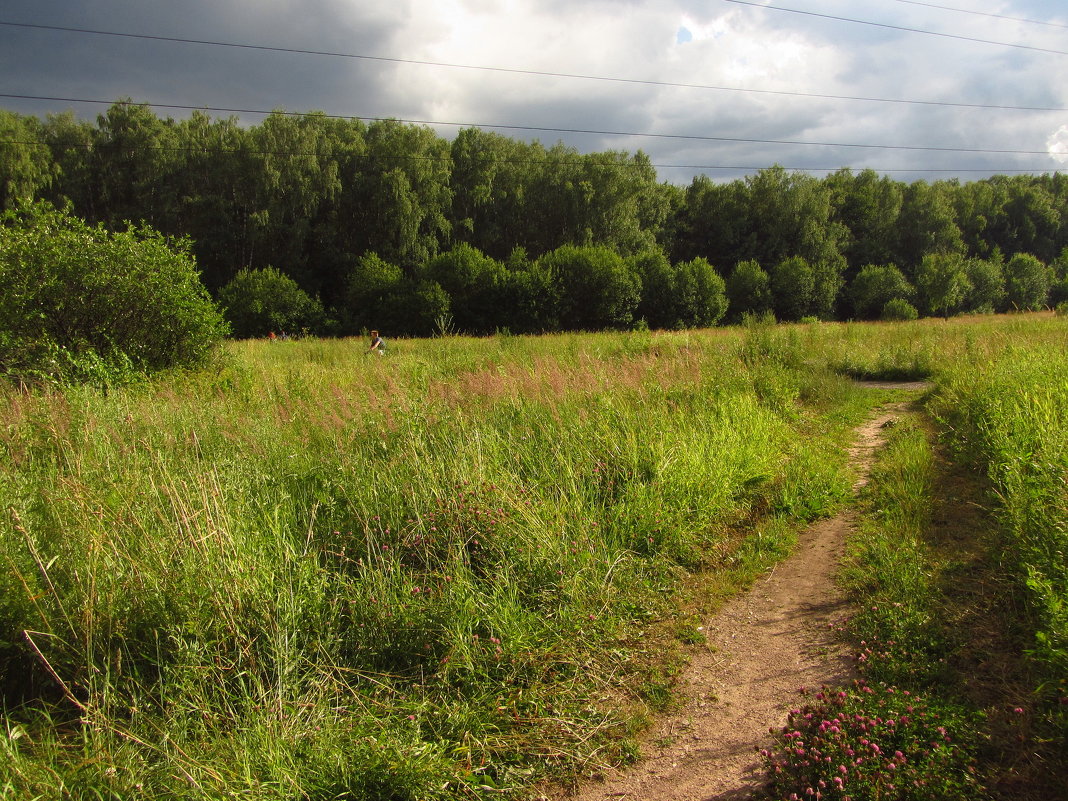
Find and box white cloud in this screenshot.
[0,0,1065,183]
[1049,125,1068,164]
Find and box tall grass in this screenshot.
[0,328,867,799]
[4,314,1064,798]
[931,336,1068,737]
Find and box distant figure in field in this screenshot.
[368,330,386,355]
[268,330,277,341]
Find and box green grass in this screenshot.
[1,314,1066,798]
[0,327,869,799]
[771,348,1068,801]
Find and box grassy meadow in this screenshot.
[1,314,1066,799]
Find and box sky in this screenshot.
[1,0,1067,185]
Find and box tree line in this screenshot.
[2,102,1067,337]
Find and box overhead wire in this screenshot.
[0,136,1051,175]
[0,19,1064,112]
[0,93,1058,157]
[887,0,1068,30]
[0,11,1064,178]
[722,0,1068,56]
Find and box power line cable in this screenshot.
[722,0,1068,55]
[1,137,1054,175]
[887,0,1068,29]
[0,20,1065,111]
[0,94,1059,156]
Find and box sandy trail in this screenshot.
[563,397,915,801]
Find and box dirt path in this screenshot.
[563,394,919,801]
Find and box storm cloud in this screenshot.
[1,0,1065,183]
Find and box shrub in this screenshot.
[539,244,639,331]
[848,264,914,320]
[726,260,773,322]
[673,256,728,328]
[218,265,326,338]
[0,201,228,383]
[1003,252,1050,311]
[881,298,918,322]
[915,252,970,319]
[962,255,1005,314]
[770,256,816,322]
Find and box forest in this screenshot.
[2,101,1067,337]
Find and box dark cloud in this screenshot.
[1,0,1065,184]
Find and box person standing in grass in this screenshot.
[367,329,386,355]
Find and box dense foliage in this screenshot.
[217,266,326,338]
[1,317,1065,798]
[933,345,1068,726]
[0,327,866,799]
[2,102,1067,335]
[0,201,228,382]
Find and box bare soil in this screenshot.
[561,397,917,801]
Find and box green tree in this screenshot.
[349,119,452,269]
[1050,247,1068,307]
[769,256,815,322]
[1003,252,1050,311]
[1001,179,1061,262]
[741,167,848,271]
[500,248,558,333]
[826,168,904,270]
[0,202,227,381]
[962,254,1005,313]
[725,260,773,322]
[246,112,343,291]
[630,249,677,329]
[339,252,406,335]
[669,175,746,267]
[915,251,970,318]
[673,257,728,328]
[166,112,259,293]
[952,178,1003,259]
[378,279,451,337]
[217,266,326,338]
[847,264,914,320]
[450,128,534,258]
[810,259,845,320]
[539,244,639,331]
[425,243,509,334]
[894,181,965,274]
[0,111,55,209]
[91,100,182,227]
[40,111,96,214]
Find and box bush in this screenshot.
[673,256,728,328]
[218,265,326,338]
[915,252,970,318]
[0,201,228,383]
[726,260,773,322]
[881,298,919,321]
[539,244,639,331]
[849,264,914,320]
[770,256,815,322]
[1003,252,1049,311]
